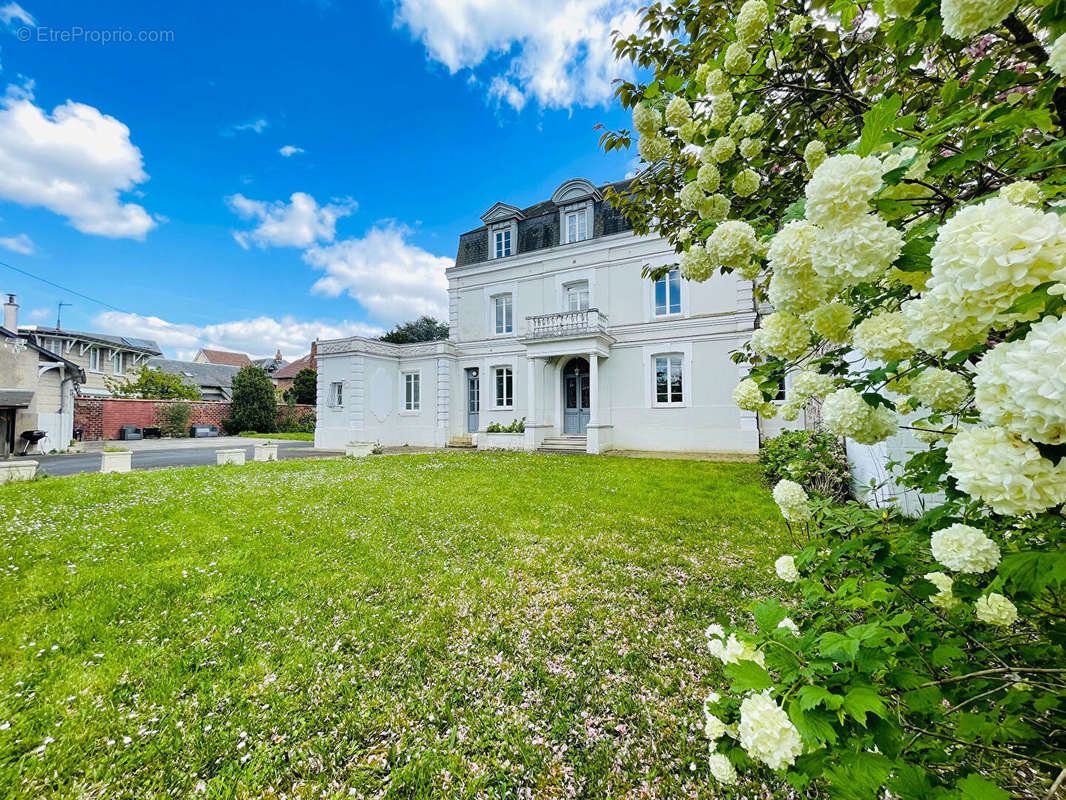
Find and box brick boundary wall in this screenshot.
[74,398,315,441]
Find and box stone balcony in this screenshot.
[520,308,614,359]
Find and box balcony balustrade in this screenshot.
[524,308,608,340]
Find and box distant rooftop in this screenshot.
[20,325,162,355]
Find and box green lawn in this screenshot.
[0,452,784,799]
[238,431,315,441]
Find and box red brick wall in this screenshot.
[74,397,315,440]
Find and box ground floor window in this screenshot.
[404,372,420,411]
[494,366,513,408]
[327,381,343,407]
[654,354,683,405]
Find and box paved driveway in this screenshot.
[24,440,340,477]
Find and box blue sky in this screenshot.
[0,0,640,358]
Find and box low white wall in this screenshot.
[0,460,37,483]
[477,432,525,451]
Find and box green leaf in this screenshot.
[797,685,844,711]
[843,686,887,727]
[752,598,788,633]
[893,237,933,272]
[955,774,1009,800]
[1003,282,1056,316]
[789,701,839,746]
[724,659,773,692]
[819,632,860,663]
[858,94,903,156]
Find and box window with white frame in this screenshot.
[494,228,512,258]
[327,381,343,407]
[653,354,684,405]
[564,208,588,243]
[493,366,513,408]
[493,293,513,334]
[404,371,420,411]
[565,281,590,312]
[88,346,101,372]
[112,351,125,376]
[654,269,682,316]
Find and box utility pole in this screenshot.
[56,302,72,330]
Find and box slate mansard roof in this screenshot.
[454,177,635,268]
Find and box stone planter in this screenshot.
[345,442,375,457]
[0,460,37,483]
[477,432,526,451]
[100,451,131,474]
[254,442,278,462]
[216,448,246,466]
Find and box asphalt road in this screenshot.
[26,441,336,477]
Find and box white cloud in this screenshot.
[226,191,355,249]
[0,2,34,28]
[223,117,268,136]
[279,145,305,157]
[25,306,49,321]
[393,0,642,109]
[94,310,384,361]
[304,223,451,323]
[0,84,156,239]
[0,232,34,253]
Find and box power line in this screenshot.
[0,258,129,315]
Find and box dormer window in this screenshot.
[494,228,512,258]
[564,209,587,244]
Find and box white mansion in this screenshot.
[315,178,774,455]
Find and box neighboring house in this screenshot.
[273,343,316,394]
[194,348,253,367]
[315,177,766,455]
[145,358,242,401]
[1,295,86,455]
[254,349,287,378]
[18,324,161,398]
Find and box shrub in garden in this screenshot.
[606,0,1065,795]
[155,402,192,438]
[230,366,277,433]
[486,417,525,433]
[760,430,850,502]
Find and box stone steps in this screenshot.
[537,435,587,454]
[446,435,476,449]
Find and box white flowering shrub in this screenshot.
[602,0,1066,794]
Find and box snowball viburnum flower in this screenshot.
[778,617,800,635]
[697,163,721,193]
[752,312,811,360]
[1050,33,1066,77]
[733,378,764,411]
[974,593,1018,626]
[852,311,916,362]
[810,214,904,288]
[930,523,1001,573]
[804,140,827,172]
[941,0,1019,39]
[665,95,693,129]
[821,388,898,444]
[708,752,737,784]
[791,369,836,400]
[724,42,753,74]
[680,244,715,281]
[946,426,1066,515]
[732,169,761,197]
[738,692,803,771]
[710,136,737,163]
[704,712,728,741]
[679,182,705,212]
[973,315,1066,444]
[774,554,799,582]
[807,301,854,342]
[772,479,811,523]
[633,103,662,136]
[924,572,961,609]
[735,0,769,43]
[912,368,971,412]
[1001,180,1043,206]
[804,154,884,226]
[708,220,758,271]
[711,633,766,666]
[637,133,670,163]
[706,68,729,95]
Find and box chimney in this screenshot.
[3,294,16,332]
[275,348,282,363]
[310,340,317,370]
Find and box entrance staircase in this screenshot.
[446,435,476,449]
[537,435,587,455]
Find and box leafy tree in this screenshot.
[155,402,192,437]
[105,368,201,401]
[606,0,1065,796]
[379,316,449,343]
[290,367,317,405]
[230,365,277,433]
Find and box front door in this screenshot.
[0,409,12,458]
[562,357,590,435]
[466,368,479,433]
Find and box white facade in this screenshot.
[316,181,763,455]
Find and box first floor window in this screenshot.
[88,347,100,372]
[404,372,420,411]
[494,294,513,334]
[494,367,513,408]
[654,354,683,404]
[494,229,512,258]
[654,269,681,316]
[112,351,125,376]
[328,381,343,406]
[565,281,590,312]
